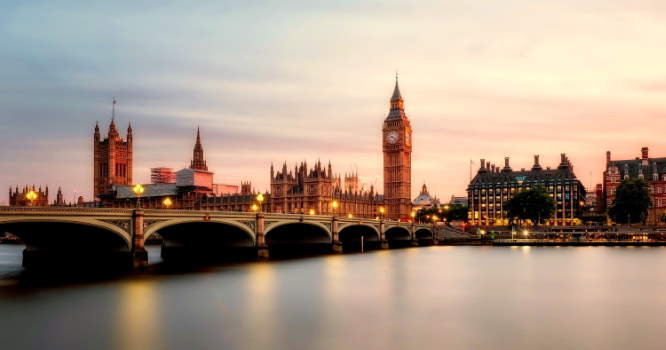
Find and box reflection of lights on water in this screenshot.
[116,281,161,350]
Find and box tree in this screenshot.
[415,204,468,224]
[608,178,651,224]
[504,185,555,226]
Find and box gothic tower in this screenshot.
[382,76,412,219]
[190,126,208,171]
[94,100,133,200]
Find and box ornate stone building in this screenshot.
[603,147,666,224]
[412,183,440,211]
[269,161,382,217]
[94,101,133,200]
[382,77,412,220]
[9,186,49,206]
[467,154,586,226]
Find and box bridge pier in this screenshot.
[256,212,269,259]
[131,209,148,269]
[331,217,343,253]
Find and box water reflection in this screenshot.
[115,281,162,350]
[2,245,666,349]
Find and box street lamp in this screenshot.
[256,193,265,212]
[251,203,259,212]
[309,208,316,216]
[332,199,339,216]
[162,197,173,209]
[132,184,145,208]
[379,206,385,221]
[25,190,38,206]
[410,211,416,223]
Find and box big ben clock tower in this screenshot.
[382,76,412,220]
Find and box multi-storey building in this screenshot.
[603,147,666,224]
[269,161,382,217]
[467,154,586,226]
[94,101,132,200]
[382,77,412,220]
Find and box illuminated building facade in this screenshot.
[269,161,382,217]
[467,154,586,226]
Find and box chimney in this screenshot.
[502,157,512,172]
[532,155,542,171]
[641,147,649,160]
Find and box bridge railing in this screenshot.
[0,206,133,215]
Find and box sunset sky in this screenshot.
[2,1,666,204]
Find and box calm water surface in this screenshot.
[1,244,666,350]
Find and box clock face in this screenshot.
[386,131,399,144]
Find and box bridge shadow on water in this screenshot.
[0,241,411,293]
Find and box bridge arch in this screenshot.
[415,228,434,240]
[144,218,256,244]
[338,224,381,251]
[384,226,412,248]
[264,221,332,255]
[146,219,257,262]
[0,217,132,248]
[0,217,132,269]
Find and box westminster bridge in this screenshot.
[0,207,438,269]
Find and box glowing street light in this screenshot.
[25,190,37,206]
[256,193,265,212]
[347,213,353,219]
[522,229,530,237]
[162,197,173,209]
[132,184,145,208]
[251,203,259,212]
[309,208,316,216]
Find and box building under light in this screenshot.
[467,154,586,226]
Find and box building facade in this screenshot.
[269,161,382,217]
[382,77,412,220]
[468,154,586,226]
[9,186,49,206]
[602,147,666,224]
[94,103,133,200]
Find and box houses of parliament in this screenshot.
[13,78,416,220]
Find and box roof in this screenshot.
[609,157,666,178]
[391,79,402,101]
[114,183,178,199]
[413,193,438,206]
[468,168,580,189]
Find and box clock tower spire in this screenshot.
[382,75,412,220]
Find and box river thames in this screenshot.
[1,245,666,350]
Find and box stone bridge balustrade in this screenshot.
[0,207,435,269]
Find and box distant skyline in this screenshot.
[2,0,666,203]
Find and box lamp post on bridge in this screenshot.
[256,193,265,213]
[132,184,144,208]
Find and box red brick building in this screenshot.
[603,147,666,224]
[94,101,132,200]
